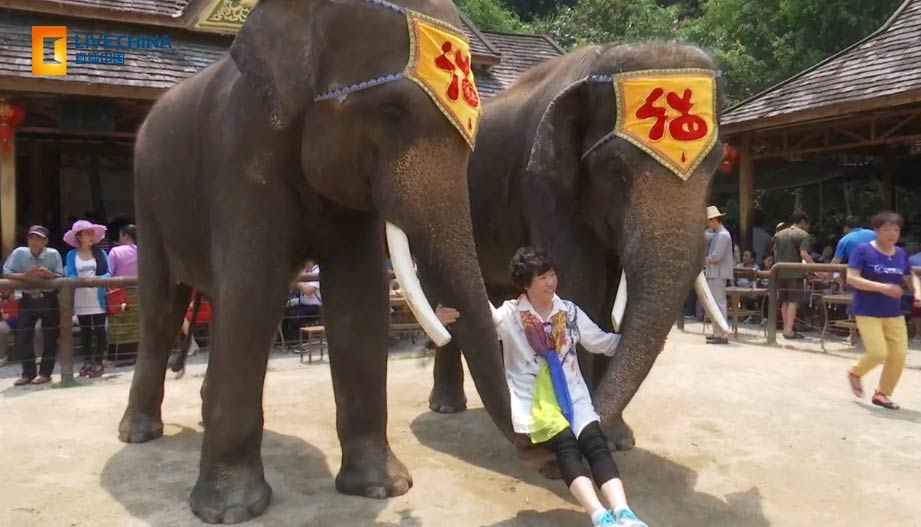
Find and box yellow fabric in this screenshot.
[613,69,718,180]
[404,12,481,149]
[529,361,570,444]
[852,316,908,395]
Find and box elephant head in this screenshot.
[525,43,726,433]
[229,0,518,441]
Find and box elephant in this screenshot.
[425,42,729,453]
[117,0,522,522]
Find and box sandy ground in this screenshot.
[1,330,920,527]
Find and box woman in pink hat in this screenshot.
[64,219,111,378]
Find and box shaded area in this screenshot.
[100,425,421,527]
[853,401,921,424]
[411,408,770,527]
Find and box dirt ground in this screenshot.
[2,330,920,527]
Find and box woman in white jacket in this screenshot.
[437,247,646,527]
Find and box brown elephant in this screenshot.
[425,42,728,453]
[117,0,521,523]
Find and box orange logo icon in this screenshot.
[32,26,68,76]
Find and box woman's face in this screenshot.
[78,231,96,249]
[742,251,754,264]
[876,223,901,245]
[764,256,774,268]
[525,268,558,303]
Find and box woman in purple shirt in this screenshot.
[846,213,921,410]
[107,225,140,364]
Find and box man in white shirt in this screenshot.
[705,206,733,344]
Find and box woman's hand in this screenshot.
[435,305,460,325]
[878,283,904,299]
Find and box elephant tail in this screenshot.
[170,291,203,376]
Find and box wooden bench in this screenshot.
[726,286,768,337]
[298,322,424,363]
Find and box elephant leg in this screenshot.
[119,228,192,444]
[323,217,411,499]
[189,269,287,524]
[428,340,467,413]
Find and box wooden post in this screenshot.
[0,134,15,259]
[58,284,76,386]
[882,149,895,210]
[739,134,755,252]
[766,267,778,345]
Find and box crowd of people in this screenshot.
[1,220,138,386]
[704,206,921,410]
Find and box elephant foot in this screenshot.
[605,416,636,451]
[427,386,467,414]
[336,448,412,499]
[118,408,164,443]
[190,469,272,524]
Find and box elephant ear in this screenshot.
[230,0,318,130]
[525,80,588,189]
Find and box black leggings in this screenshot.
[545,422,620,487]
[78,314,107,364]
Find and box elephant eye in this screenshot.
[379,102,407,122]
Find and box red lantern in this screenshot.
[0,102,25,153]
[720,143,737,173]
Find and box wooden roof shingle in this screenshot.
[479,31,564,92]
[723,0,921,133]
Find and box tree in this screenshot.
[454,0,526,32]
[533,0,679,49]
[679,0,900,104]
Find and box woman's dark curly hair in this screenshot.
[509,247,556,290]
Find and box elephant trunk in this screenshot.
[594,169,709,427]
[381,138,519,445]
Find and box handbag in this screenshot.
[106,287,130,316]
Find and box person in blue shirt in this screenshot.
[845,213,921,410]
[910,243,921,343]
[831,216,877,265]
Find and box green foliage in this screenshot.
[676,0,901,104]
[454,0,901,104]
[532,0,679,49]
[454,0,526,32]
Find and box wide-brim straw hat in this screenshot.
[64,220,107,248]
[706,205,726,220]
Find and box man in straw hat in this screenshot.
[705,206,733,344]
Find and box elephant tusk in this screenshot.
[385,222,452,347]
[611,269,628,332]
[489,300,501,327]
[695,271,730,333]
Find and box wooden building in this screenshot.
[0,0,563,257]
[722,0,921,251]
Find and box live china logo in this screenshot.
[32,26,173,75]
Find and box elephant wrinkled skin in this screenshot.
[118,0,519,523]
[427,42,724,453]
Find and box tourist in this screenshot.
[64,219,110,378]
[831,216,876,265]
[752,214,772,266]
[845,212,921,410]
[735,250,760,288]
[2,225,63,386]
[283,260,322,341]
[773,210,814,340]
[705,206,733,344]
[910,243,921,343]
[107,224,139,364]
[435,247,647,527]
